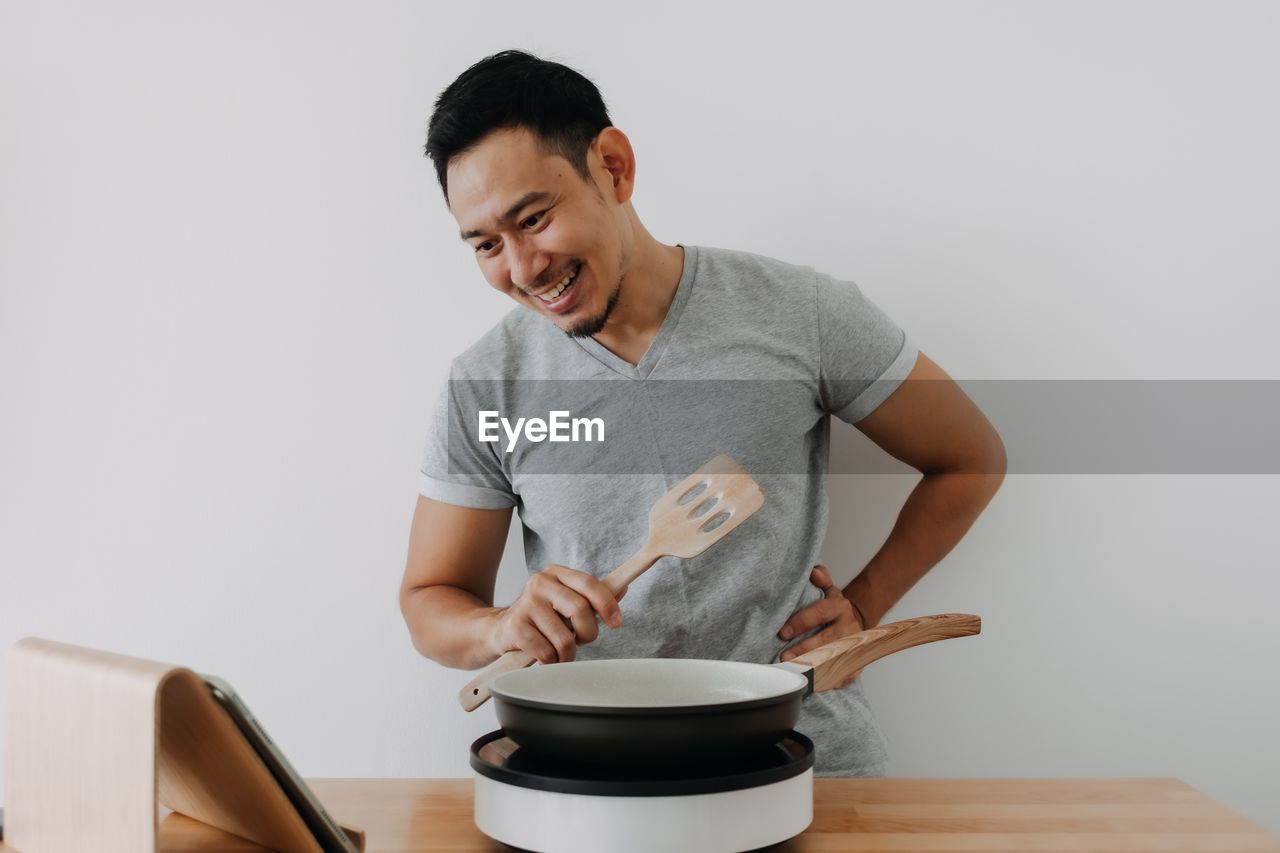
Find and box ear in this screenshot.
[592,127,636,204]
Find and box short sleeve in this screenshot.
[418,373,518,509]
[815,270,919,424]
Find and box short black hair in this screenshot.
[425,49,614,206]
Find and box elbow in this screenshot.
[397,581,415,631]
[399,584,435,660]
[987,430,1008,481]
[932,430,1007,494]
[931,433,1007,477]
[973,430,1007,495]
[974,433,1008,509]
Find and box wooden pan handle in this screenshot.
[457,548,661,712]
[788,613,981,693]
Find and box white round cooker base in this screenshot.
[470,730,814,853]
[475,768,812,853]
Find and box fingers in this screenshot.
[545,584,600,645]
[508,617,558,665]
[495,564,625,665]
[810,564,835,591]
[529,607,578,664]
[780,625,849,663]
[553,565,624,629]
[778,596,849,641]
[778,567,865,667]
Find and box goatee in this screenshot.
[565,277,622,339]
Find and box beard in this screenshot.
[564,273,622,338]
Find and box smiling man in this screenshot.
[400,49,1007,776]
[449,121,682,363]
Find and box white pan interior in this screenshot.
[489,658,808,708]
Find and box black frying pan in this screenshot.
[487,613,980,767]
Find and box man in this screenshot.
[400,49,1006,775]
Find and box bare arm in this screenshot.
[778,350,1006,661]
[399,495,512,669]
[844,350,1007,627]
[398,495,625,670]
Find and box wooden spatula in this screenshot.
[458,453,766,711]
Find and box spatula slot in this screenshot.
[678,481,709,505]
[700,510,732,532]
[689,495,720,518]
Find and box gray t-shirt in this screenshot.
[419,243,918,776]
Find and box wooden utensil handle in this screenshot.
[601,547,659,594]
[789,613,981,693]
[458,648,537,711]
[456,546,660,712]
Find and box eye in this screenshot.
[474,211,547,255]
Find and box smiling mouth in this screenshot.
[532,263,581,304]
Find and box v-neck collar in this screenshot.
[573,243,696,380]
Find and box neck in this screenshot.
[591,238,685,365]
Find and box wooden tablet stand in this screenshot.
[4,638,365,852]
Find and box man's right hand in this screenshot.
[487,564,626,664]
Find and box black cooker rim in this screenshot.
[469,729,816,797]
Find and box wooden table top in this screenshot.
[4,777,1277,852]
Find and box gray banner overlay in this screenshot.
[444,380,1280,475]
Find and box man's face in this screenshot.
[449,127,626,338]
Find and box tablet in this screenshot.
[202,675,359,853]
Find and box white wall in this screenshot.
[3,0,1278,834]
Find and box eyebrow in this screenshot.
[459,191,553,241]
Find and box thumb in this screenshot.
[810,564,834,588]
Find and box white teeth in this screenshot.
[537,267,578,302]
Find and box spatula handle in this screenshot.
[457,546,662,712]
[458,648,537,711]
[601,548,660,593]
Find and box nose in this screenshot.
[506,238,550,292]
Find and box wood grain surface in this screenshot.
[3,638,362,852]
[789,614,981,692]
[5,777,1273,852]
